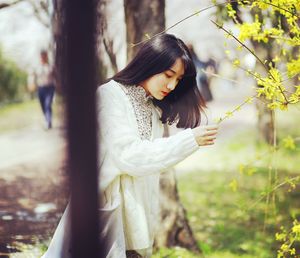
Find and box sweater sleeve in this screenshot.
[97,84,199,177]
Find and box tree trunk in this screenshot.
[52,0,65,93]
[123,0,200,253]
[54,0,103,256]
[124,0,165,61]
[253,44,276,145]
[256,96,275,145]
[97,0,118,76]
[155,168,200,253]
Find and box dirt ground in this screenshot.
[0,125,68,257]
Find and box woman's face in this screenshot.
[140,58,185,100]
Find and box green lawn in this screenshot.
[0,97,63,133]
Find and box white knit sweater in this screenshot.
[97,80,199,257]
[41,80,199,258]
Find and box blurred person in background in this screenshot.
[37,50,55,129]
[187,44,216,102]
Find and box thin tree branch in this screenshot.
[102,37,118,73]
[200,69,240,84]
[217,93,257,124]
[27,0,50,29]
[0,0,23,10]
[211,20,269,74]
[247,176,300,211]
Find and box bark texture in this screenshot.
[124,0,165,61]
[155,169,200,253]
[256,96,276,145]
[97,0,118,75]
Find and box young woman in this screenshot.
[42,33,218,258]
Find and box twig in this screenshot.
[198,68,240,84]
[247,176,300,211]
[0,0,23,10]
[217,93,257,124]
[211,20,269,75]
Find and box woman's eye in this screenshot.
[165,73,172,78]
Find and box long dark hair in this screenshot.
[111,33,206,129]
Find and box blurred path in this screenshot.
[0,125,65,178]
[0,124,67,256]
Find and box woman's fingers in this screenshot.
[204,130,218,137]
[192,124,219,146]
[205,138,216,145]
[204,128,217,145]
[205,135,217,141]
[205,125,218,130]
[204,141,215,146]
[203,125,218,135]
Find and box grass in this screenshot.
[9,242,46,258]
[0,99,40,132]
[0,97,63,133]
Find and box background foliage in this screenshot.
[0,47,27,104]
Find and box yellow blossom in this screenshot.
[233,59,240,67]
[238,164,245,174]
[280,243,289,252]
[282,136,296,150]
[292,224,300,234]
[247,167,257,176]
[287,57,300,78]
[225,111,234,117]
[229,179,238,192]
[275,232,286,241]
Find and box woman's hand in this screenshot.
[192,124,218,146]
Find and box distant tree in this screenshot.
[124,0,166,61]
[0,0,51,28]
[96,0,117,79]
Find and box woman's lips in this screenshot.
[161,91,169,96]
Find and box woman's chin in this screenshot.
[154,96,164,100]
[152,93,165,100]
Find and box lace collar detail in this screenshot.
[118,84,153,140]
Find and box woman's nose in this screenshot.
[167,80,176,91]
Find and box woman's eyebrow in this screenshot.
[168,69,184,78]
[167,69,176,74]
[168,69,183,76]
